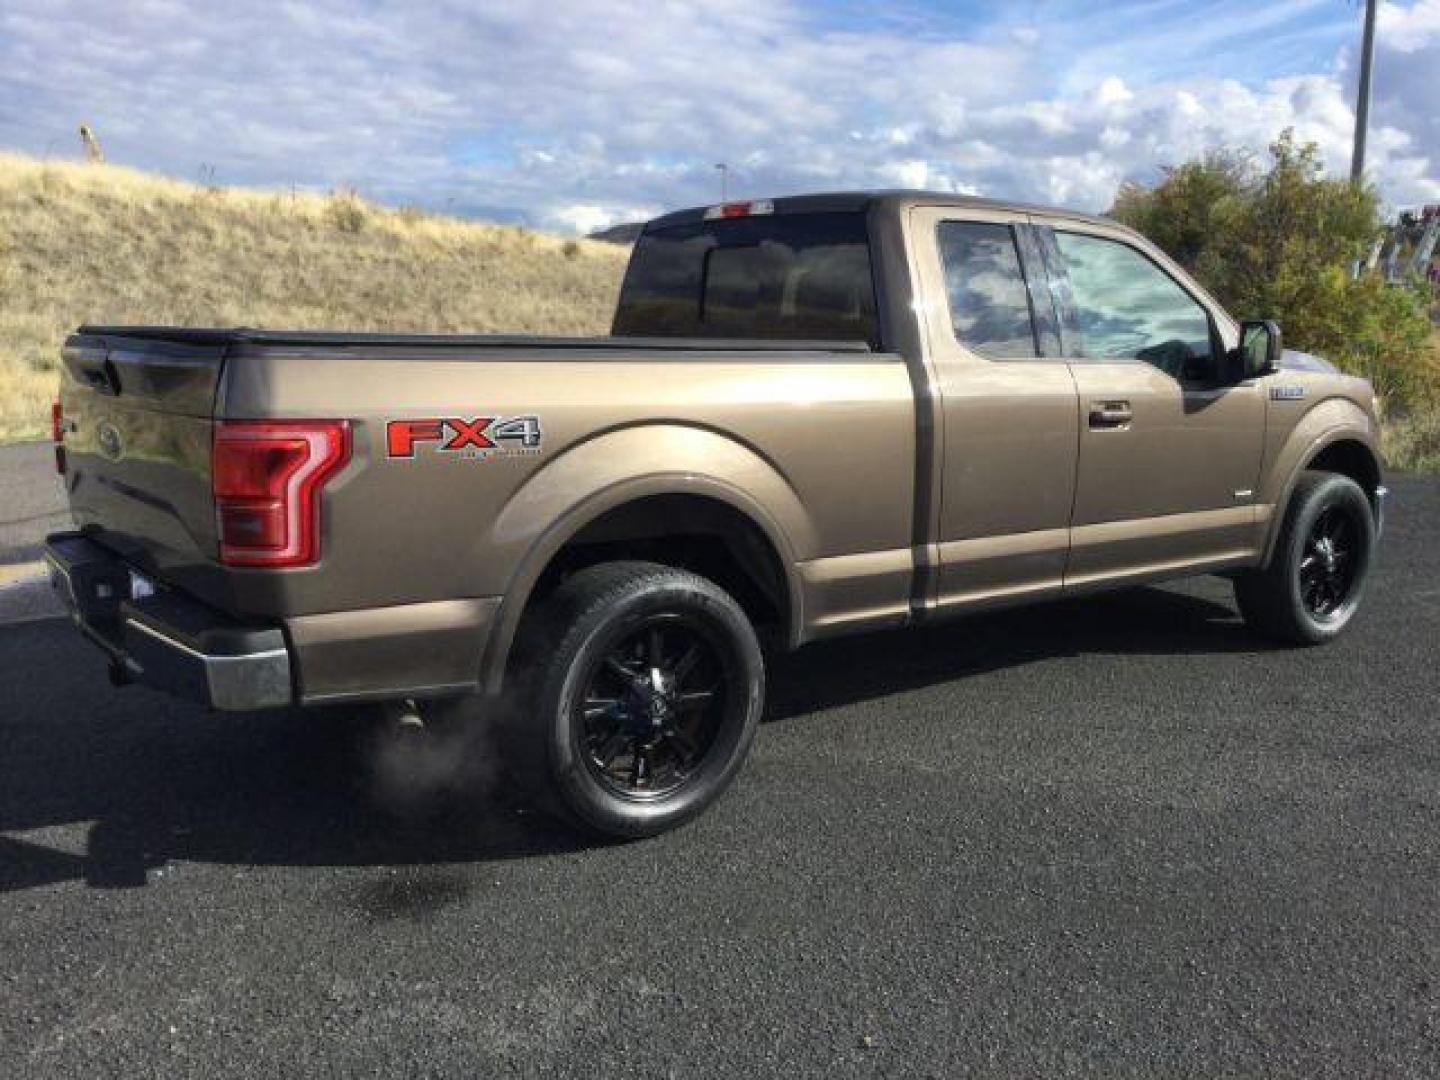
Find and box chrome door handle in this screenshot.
[1089,401,1133,429]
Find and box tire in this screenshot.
[507,561,765,839]
[1234,470,1375,645]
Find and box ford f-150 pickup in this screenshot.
[45,191,1387,837]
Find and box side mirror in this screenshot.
[1235,319,1282,380]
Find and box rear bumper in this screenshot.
[43,532,292,711]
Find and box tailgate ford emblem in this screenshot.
[97,420,123,461]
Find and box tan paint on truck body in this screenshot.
[224,349,916,604]
[55,192,1382,705]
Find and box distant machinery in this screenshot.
[1408,207,1439,280]
[78,123,104,164]
[1362,204,1439,284]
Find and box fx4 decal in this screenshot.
[387,416,543,459]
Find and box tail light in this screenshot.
[52,399,66,475]
[213,420,350,567]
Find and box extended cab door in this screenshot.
[1032,220,1266,588]
[907,206,1078,612]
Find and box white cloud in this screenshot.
[1378,0,1440,50]
[880,160,931,190]
[546,204,659,235]
[0,0,1434,232]
[1095,78,1134,108]
[1100,126,1132,150]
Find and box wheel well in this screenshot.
[1306,440,1380,497]
[524,495,790,643]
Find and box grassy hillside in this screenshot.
[0,153,629,440]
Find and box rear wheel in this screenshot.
[1234,470,1375,645]
[511,561,765,838]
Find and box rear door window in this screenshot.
[613,212,879,346]
[936,221,1039,358]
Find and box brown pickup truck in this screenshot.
[45,191,1386,837]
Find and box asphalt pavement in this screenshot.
[1,464,1437,1077]
[0,442,68,621]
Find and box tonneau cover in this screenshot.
[77,326,874,352]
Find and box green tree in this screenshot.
[1111,129,1436,409]
[1110,149,1249,284]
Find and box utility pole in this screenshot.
[1350,0,1377,183]
[715,163,728,202]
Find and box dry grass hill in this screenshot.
[0,153,629,440]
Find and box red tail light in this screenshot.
[52,399,66,474]
[213,420,350,567]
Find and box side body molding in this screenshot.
[478,424,814,694]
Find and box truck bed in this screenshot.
[57,328,916,653]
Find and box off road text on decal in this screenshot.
[386,416,543,458]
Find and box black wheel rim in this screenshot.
[576,613,732,800]
[1299,505,1359,619]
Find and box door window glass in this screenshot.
[1052,231,1214,381]
[936,221,1039,358]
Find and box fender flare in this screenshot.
[1259,406,1381,567]
[476,424,812,695]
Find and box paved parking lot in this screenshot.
[1,462,1437,1077]
[0,443,68,624]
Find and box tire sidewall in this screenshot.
[540,576,764,837]
[1281,475,1375,642]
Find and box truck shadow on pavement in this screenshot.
[0,581,1256,892]
[766,579,1262,721]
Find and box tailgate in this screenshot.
[58,332,225,583]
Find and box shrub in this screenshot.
[1301,272,1438,407]
[1111,130,1437,411]
[1382,403,1440,473]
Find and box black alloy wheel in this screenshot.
[512,561,765,838]
[1233,469,1375,645]
[578,614,732,800]
[1298,505,1359,619]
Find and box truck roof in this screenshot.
[644,190,1118,233]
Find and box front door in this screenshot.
[1034,222,1266,588]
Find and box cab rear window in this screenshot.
[612,212,879,347]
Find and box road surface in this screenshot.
[1,443,1436,1077]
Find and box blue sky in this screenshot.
[0,0,1435,232]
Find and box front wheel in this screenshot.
[1234,470,1376,645]
[514,562,765,838]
